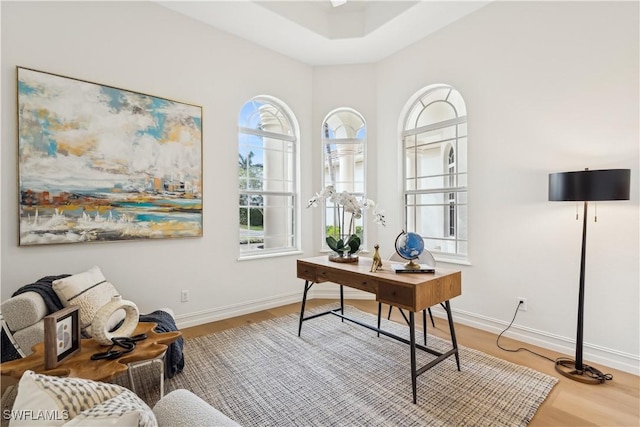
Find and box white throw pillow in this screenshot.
[9,371,68,426]
[62,393,155,427]
[8,370,155,427]
[52,266,124,337]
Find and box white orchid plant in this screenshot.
[307,185,386,256]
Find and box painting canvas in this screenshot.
[18,67,203,246]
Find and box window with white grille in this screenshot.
[238,96,298,257]
[321,108,368,250]
[402,85,468,260]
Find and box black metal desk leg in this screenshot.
[340,285,345,322]
[377,302,382,337]
[445,300,461,371]
[428,307,436,327]
[410,311,417,404]
[422,309,427,345]
[298,281,313,337]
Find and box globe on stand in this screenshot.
[394,230,425,270]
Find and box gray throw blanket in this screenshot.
[1,276,184,378]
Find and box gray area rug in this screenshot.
[128,304,557,426]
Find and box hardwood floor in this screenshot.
[2,299,636,425]
[182,299,640,427]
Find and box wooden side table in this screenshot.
[0,322,181,397]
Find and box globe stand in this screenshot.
[403,259,421,269]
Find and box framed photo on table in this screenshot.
[44,306,81,369]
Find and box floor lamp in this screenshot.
[548,168,630,384]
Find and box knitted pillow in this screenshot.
[52,266,124,337]
[9,370,155,427]
[62,392,155,426]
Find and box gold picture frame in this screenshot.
[44,306,81,369]
[17,67,203,246]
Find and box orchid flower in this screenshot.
[307,185,385,255]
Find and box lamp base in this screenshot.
[555,357,606,384]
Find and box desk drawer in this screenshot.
[378,282,413,309]
[318,269,377,293]
[297,264,317,282]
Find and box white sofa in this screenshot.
[2,272,240,426]
[153,389,240,427]
[1,290,174,358]
[3,370,239,427]
[1,267,174,358]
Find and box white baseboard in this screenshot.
[428,305,640,376]
[173,291,302,329]
[174,287,639,376]
[172,285,372,329]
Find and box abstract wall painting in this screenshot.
[17,67,203,246]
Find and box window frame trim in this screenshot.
[238,96,300,259]
[320,108,368,252]
[401,85,468,261]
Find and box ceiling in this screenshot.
[158,1,492,66]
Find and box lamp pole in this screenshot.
[576,198,588,371]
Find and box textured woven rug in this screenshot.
[128,305,557,426]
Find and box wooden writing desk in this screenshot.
[297,256,462,404]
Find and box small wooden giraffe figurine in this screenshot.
[370,244,383,272]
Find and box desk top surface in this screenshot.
[297,256,462,310]
[297,255,460,286]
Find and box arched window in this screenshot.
[321,108,367,249]
[402,84,467,260]
[238,96,298,257]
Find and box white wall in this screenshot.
[1,1,314,324]
[1,1,638,374]
[376,1,639,373]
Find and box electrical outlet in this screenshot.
[517,297,527,311]
[181,290,189,302]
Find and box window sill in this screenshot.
[433,256,471,266]
[238,250,303,261]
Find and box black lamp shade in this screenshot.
[549,169,631,201]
